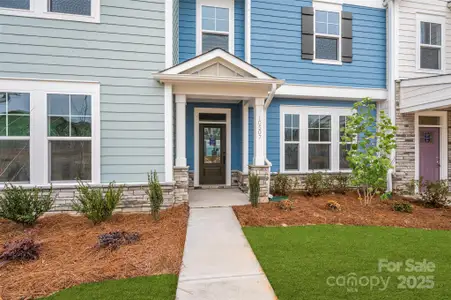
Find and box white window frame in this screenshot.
[0,0,100,23]
[280,106,352,173]
[416,13,446,74]
[0,78,100,188]
[196,0,235,56]
[312,1,342,66]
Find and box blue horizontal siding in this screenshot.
[251,1,386,88]
[186,103,243,172]
[266,98,355,172]
[179,0,245,62]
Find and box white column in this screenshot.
[164,85,173,182]
[175,94,187,167]
[242,101,249,174]
[245,0,251,63]
[253,98,265,166]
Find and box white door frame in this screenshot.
[414,111,448,186]
[194,107,232,186]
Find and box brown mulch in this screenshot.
[0,204,189,300]
[233,193,451,230]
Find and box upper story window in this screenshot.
[315,10,340,61]
[197,0,234,55]
[417,14,445,73]
[0,0,99,23]
[0,79,100,187]
[420,22,442,70]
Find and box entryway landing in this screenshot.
[189,188,249,208]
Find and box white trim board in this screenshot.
[0,0,100,23]
[414,111,448,191]
[0,78,101,186]
[194,107,232,186]
[313,0,384,9]
[276,84,388,101]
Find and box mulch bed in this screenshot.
[233,193,451,230]
[0,204,189,300]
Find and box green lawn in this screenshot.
[244,225,451,300]
[40,275,178,300]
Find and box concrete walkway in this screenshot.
[176,191,277,300]
[189,189,249,208]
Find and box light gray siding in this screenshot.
[0,0,166,183]
[398,0,451,79]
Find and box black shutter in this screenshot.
[301,7,314,60]
[342,11,353,63]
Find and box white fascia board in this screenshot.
[154,73,283,86]
[159,49,274,79]
[275,84,388,101]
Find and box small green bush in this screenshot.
[272,173,291,196]
[146,171,164,221]
[72,181,123,224]
[421,180,449,208]
[305,173,326,197]
[331,173,349,194]
[249,173,260,208]
[392,202,413,213]
[0,184,54,226]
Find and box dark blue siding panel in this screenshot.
[186,103,243,172]
[266,98,355,172]
[179,0,245,62]
[251,1,386,88]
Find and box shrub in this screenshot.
[326,200,342,212]
[272,173,291,196]
[72,181,123,225]
[0,239,40,262]
[278,199,294,211]
[392,202,413,213]
[331,173,349,194]
[305,173,326,197]
[249,173,260,208]
[342,98,397,206]
[0,184,54,226]
[146,171,164,221]
[421,180,449,208]
[96,231,140,250]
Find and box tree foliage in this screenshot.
[342,98,397,206]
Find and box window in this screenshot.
[420,21,442,70]
[0,0,99,22]
[49,0,91,16]
[339,116,351,170]
[315,10,340,61]
[48,94,92,181]
[284,114,300,170]
[280,106,352,173]
[0,93,30,183]
[197,0,234,55]
[0,79,99,187]
[0,0,30,9]
[308,115,331,170]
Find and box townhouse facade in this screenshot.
[0,0,390,209]
[387,0,451,192]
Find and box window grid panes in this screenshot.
[308,115,331,170]
[0,92,31,183]
[47,94,92,182]
[284,114,300,171]
[315,10,340,61]
[201,5,230,53]
[420,21,442,70]
[339,116,351,170]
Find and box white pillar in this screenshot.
[175,94,187,167]
[242,101,249,174]
[253,98,265,166]
[245,0,251,63]
[164,84,173,182]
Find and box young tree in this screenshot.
[342,98,397,206]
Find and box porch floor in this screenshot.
[189,188,249,208]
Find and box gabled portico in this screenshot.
[154,48,283,200]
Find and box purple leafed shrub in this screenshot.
[0,239,41,262]
[96,231,140,250]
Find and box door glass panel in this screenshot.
[204,127,221,164]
